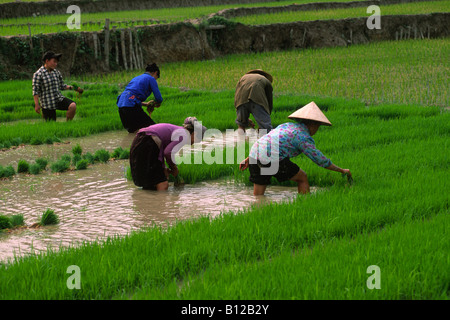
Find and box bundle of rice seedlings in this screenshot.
[40,209,59,226]
[94,149,110,163]
[112,147,124,159]
[35,158,48,170]
[72,154,82,166]
[50,159,70,173]
[82,152,95,164]
[75,159,89,170]
[10,214,24,227]
[0,215,12,230]
[72,144,82,156]
[112,147,130,159]
[17,159,30,173]
[0,165,15,178]
[119,149,130,159]
[29,163,42,175]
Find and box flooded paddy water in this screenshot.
[0,130,312,263]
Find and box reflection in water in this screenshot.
[0,130,311,263]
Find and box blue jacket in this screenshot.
[117,72,163,108]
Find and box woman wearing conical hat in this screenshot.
[239,102,352,195]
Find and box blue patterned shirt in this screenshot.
[249,122,332,167]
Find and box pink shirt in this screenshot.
[138,123,190,168]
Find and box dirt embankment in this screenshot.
[0,12,448,79]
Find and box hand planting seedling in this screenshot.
[173,174,185,187]
[72,83,84,95]
[342,172,353,185]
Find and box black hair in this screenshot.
[183,123,195,134]
[145,63,160,77]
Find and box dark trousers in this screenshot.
[119,106,155,133]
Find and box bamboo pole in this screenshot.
[113,26,119,65]
[70,35,80,74]
[104,18,110,70]
[120,29,128,70]
[138,34,145,70]
[128,28,137,70]
[133,28,142,69]
[27,23,33,51]
[93,32,98,59]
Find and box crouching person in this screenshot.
[32,51,82,121]
[129,117,206,191]
[239,102,351,195]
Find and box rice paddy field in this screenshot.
[0,0,445,36]
[0,1,449,303]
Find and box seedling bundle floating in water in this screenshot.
[40,209,59,226]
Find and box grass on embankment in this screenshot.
[231,0,450,25]
[0,0,365,36]
[0,96,448,299]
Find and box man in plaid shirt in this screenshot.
[32,51,82,121]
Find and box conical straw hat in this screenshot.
[288,101,332,126]
[245,69,273,83]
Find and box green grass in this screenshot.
[0,39,447,150]
[0,34,448,300]
[0,92,448,299]
[231,1,450,25]
[79,39,450,108]
[129,214,449,299]
[0,0,366,36]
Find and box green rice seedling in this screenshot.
[0,215,12,230]
[75,159,89,170]
[2,141,11,149]
[29,137,43,145]
[60,154,72,163]
[50,159,70,173]
[112,147,124,159]
[44,137,54,145]
[119,149,130,159]
[17,159,30,173]
[94,149,110,163]
[82,152,95,164]
[72,154,82,166]
[10,137,22,146]
[1,165,15,178]
[35,158,48,170]
[125,166,132,180]
[72,144,83,156]
[10,214,24,227]
[29,163,42,175]
[39,209,59,226]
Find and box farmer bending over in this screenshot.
[129,117,206,191]
[239,102,351,195]
[235,69,273,133]
[117,63,163,133]
[32,51,83,121]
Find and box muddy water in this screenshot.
[0,130,308,263]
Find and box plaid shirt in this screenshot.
[32,66,67,110]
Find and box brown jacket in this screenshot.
[234,73,273,114]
